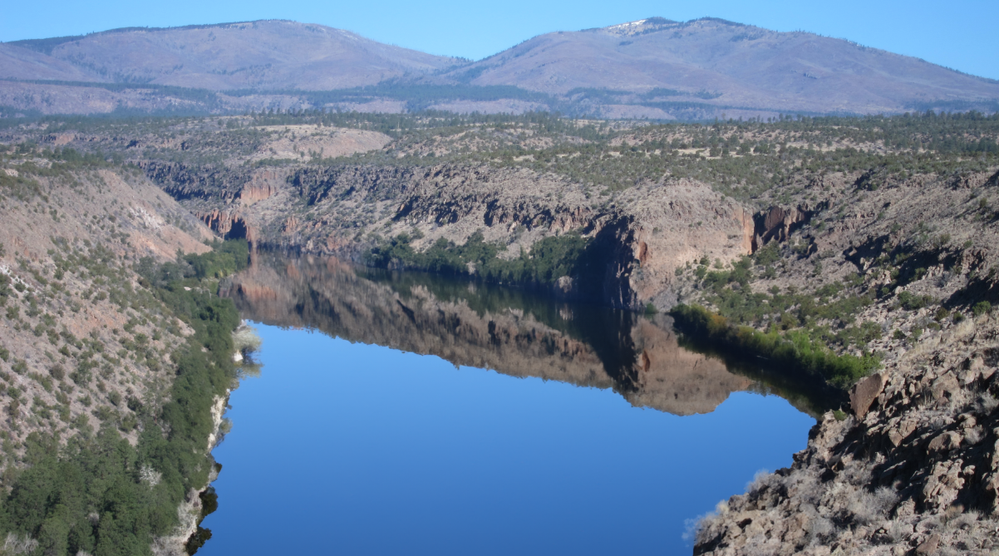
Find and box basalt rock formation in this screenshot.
[685,169,999,555]
[752,204,816,252]
[146,159,757,311]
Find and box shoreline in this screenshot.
[150,392,230,556]
[152,323,251,556]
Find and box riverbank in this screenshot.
[153,379,235,556]
[145,259,254,556]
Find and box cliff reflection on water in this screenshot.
[221,252,832,417]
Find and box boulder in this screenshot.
[850,372,886,419]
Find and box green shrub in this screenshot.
[48,365,64,381]
[897,291,935,311]
[973,301,993,317]
[184,239,250,279]
[367,231,596,290]
[671,304,879,387]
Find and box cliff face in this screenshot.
[220,253,755,416]
[149,161,756,311]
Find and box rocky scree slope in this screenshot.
[0,152,213,454]
[680,170,999,553]
[0,147,246,555]
[693,317,999,555]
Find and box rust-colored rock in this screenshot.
[752,205,814,251]
[197,209,255,243]
[239,184,276,205]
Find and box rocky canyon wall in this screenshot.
[148,161,759,310]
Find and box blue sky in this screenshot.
[3,0,997,80]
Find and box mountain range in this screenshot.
[2,17,998,119]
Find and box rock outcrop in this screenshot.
[150,162,755,311]
[693,316,999,555]
[850,372,887,419]
[752,204,815,251]
[196,209,254,243]
[687,169,999,555]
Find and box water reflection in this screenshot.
[221,252,836,417]
[203,252,827,556]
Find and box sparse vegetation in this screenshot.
[672,304,880,387]
[367,231,602,291]
[1,106,997,556]
[0,151,248,556]
[0,253,242,555]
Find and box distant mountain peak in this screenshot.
[601,17,673,36]
[601,16,749,37]
[2,20,460,92]
[1,18,997,119]
[9,20,360,55]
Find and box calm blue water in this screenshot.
[198,324,814,555]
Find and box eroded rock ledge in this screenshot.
[694,316,999,555]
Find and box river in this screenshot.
[196,254,818,555]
